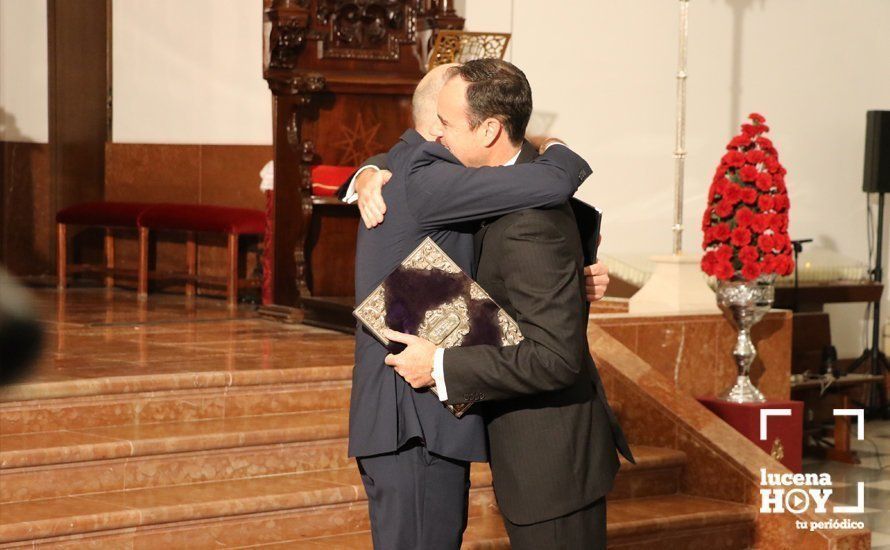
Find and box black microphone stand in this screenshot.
[791,238,813,313]
[848,192,889,416]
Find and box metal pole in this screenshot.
[672,0,690,255]
[871,193,884,371]
[867,192,888,414]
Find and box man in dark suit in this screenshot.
[349,63,598,549]
[384,59,634,549]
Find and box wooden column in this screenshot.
[47,0,110,273]
[104,227,115,288]
[185,231,197,297]
[137,227,149,300]
[56,223,67,289]
[227,233,239,308]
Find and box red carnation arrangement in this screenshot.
[701,113,794,281]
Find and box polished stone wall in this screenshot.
[593,310,792,401]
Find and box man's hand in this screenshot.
[584,261,610,302]
[537,137,566,154]
[383,329,436,389]
[527,136,567,155]
[356,169,392,229]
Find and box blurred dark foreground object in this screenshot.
[0,267,43,385]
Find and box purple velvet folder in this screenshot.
[353,237,524,417]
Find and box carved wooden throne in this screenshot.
[261,0,463,330]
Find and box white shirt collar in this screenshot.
[503,148,522,166]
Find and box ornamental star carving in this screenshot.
[334,113,382,166]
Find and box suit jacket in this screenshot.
[441,142,634,524]
[349,130,592,462]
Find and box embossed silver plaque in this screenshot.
[354,237,523,417]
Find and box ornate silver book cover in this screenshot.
[353,237,523,417]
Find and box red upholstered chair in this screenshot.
[310,165,357,197]
[56,202,152,289]
[137,204,265,307]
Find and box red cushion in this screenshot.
[312,183,341,196]
[311,165,356,197]
[56,202,152,227]
[139,204,265,235]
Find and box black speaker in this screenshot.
[863,110,890,193]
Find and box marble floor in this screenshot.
[3,286,877,548]
[803,419,890,549]
[0,287,762,548]
[1,287,353,399]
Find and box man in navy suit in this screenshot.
[346,63,607,549]
[376,60,632,550]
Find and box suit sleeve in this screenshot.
[440,212,588,404]
[361,153,389,171]
[405,143,591,228]
[337,153,389,202]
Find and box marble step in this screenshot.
[289,495,755,550]
[1,437,353,503]
[0,494,754,549]
[0,322,356,404]
[0,445,686,544]
[0,467,499,545]
[0,501,375,549]
[0,437,493,504]
[0,380,353,436]
[1,409,350,469]
[0,378,629,440]
[0,362,355,404]
[1,424,681,503]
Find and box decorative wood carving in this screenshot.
[262,0,464,313]
[332,113,383,166]
[428,30,511,70]
[316,1,415,61]
[294,140,316,298]
[265,2,312,71]
[268,73,326,96]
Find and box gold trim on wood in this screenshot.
[770,437,785,463]
[427,30,511,70]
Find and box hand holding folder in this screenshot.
[353,237,523,417]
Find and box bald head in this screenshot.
[412,63,459,140]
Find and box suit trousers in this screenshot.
[357,438,471,550]
[503,496,606,550]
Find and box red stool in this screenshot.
[56,202,152,289]
[137,204,265,307]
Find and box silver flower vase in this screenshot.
[716,275,776,403]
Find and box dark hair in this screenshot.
[447,59,532,145]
